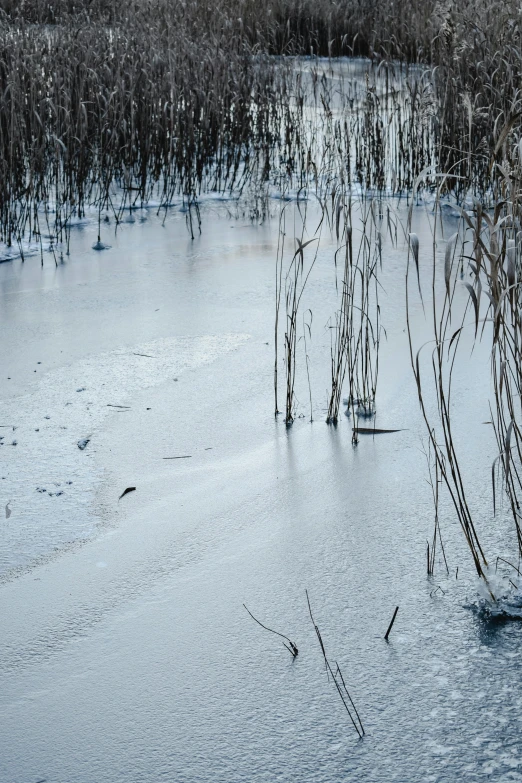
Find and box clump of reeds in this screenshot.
[326,195,382,425]
[405,203,493,592]
[459,155,522,563]
[277,219,320,425]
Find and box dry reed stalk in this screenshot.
[305,590,364,738]
[406,199,495,596]
[244,604,298,658]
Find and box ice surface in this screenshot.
[0,198,521,783]
[0,333,248,579]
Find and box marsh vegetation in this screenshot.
[2,0,522,252]
[3,0,522,687]
[6,4,522,776]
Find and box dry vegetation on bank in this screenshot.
[0,0,521,252]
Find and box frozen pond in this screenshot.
[1,186,522,777]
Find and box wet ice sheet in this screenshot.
[0,334,248,579]
[1,200,522,783]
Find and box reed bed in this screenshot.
[4,0,522,259]
[405,159,522,598]
[0,6,297,255]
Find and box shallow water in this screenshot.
[1,195,522,783]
